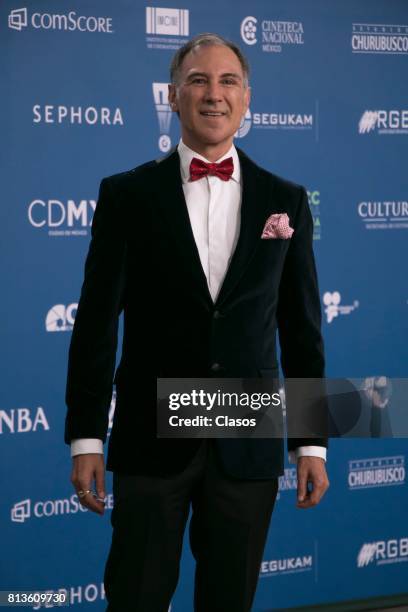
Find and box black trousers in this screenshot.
[104,440,278,612]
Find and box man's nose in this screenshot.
[204,81,223,103]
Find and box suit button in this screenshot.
[210,363,222,372]
[213,310,224,319]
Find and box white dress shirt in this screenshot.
[71,140,326,464]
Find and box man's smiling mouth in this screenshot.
[200,111,226,117]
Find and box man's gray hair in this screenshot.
[170,33,250,87]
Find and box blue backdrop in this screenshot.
[1,0,408,609]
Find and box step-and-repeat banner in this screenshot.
[1,0,408,609]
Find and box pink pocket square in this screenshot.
[261,213,294,239]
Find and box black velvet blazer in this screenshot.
[65,148,327,478]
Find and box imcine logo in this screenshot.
[45,304,77,332]
[146,7,188,36]
[146,7,189,50]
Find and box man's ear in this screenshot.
[168,84,177,111]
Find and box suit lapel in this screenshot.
[153,149,213,306]
[215,148,272,307]
[152,147,273,309]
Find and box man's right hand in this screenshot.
[71,454,106,515]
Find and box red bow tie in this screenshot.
[189,157,234,182]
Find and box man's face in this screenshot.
[168,44,250,153]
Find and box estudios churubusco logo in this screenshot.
[351,23,408,54]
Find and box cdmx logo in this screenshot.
[45,304,77,332]
[241,16,258,45]
[153,83,173,153]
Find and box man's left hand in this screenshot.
[296,456,329,509]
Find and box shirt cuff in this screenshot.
[71,438,104,457]
[288,445,327,464]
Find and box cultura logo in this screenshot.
[357,199,408,231]
[45,304,77,332]
[8,8,27,30]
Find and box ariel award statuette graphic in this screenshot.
[153,82,173,152]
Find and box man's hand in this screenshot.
[71,454,106,515]
[296,456,329,509]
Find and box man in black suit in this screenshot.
[65,33,329,612]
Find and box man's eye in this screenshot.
[192,78,206,84]
[222,79,236,85]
